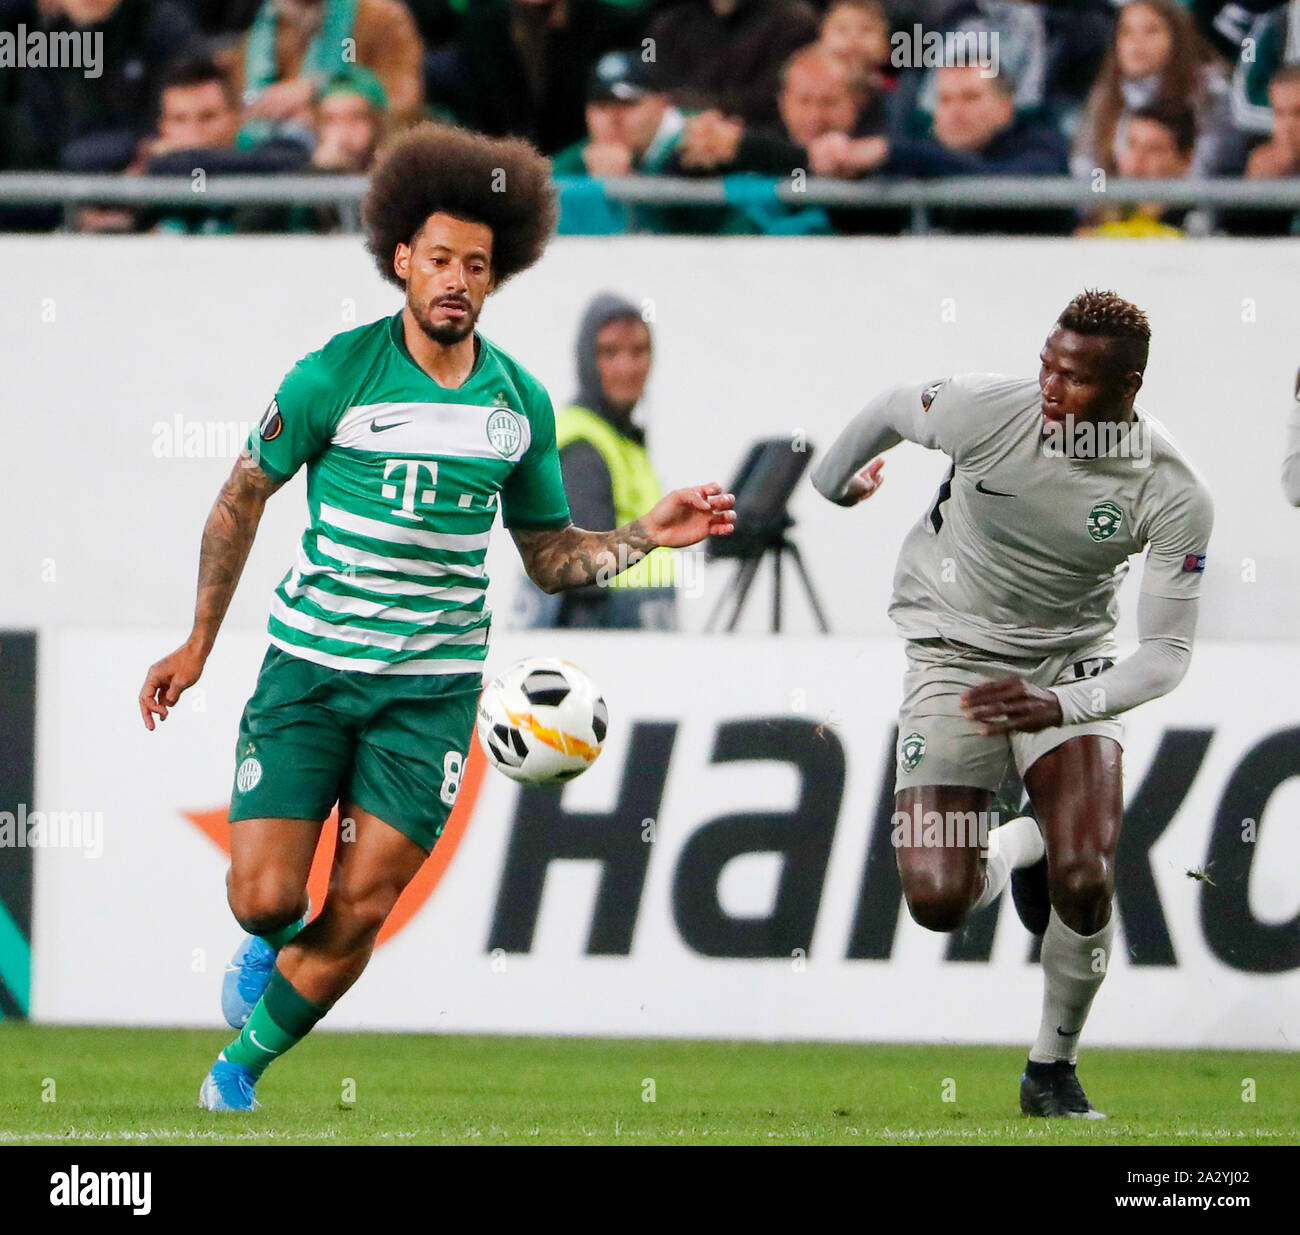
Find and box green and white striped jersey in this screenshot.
[248,312,572,674]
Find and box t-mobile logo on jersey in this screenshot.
[381,459,438,521]
[1040,414,1152,469]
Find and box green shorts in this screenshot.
[228,645,480,853]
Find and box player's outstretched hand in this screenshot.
[960,676,1063,735]
[642,483,736,548]
[842,457,885,505]
[139,643,206,731]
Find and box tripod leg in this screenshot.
[773,544,782,633]
[705,562,739,633]
[726,555,763,632]
[786,542,832,633]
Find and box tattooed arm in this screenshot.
[139,449,284,729]
[513,520,659,594]
[512,482,736,594]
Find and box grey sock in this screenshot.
[1029,907,1115,1064]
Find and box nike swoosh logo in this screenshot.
[369,419,411,433]
[1056,1025,1080,1037]
[975,479,1016,498]
[248,1030,276,1053]
[224,964,239,973]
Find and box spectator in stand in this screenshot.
[77,52,244,232]
[147,54,243,160]
[817,0,895,95]
[1072,0,1240,179]
[678,44,885,177]
[9,0,203,171]
[310,64,389,172]
[1231,64,1300,235]
[552,51,685,178]
[1076,103,1197,238]
[675,46,896,233]
[648,0,820,130]
[822,64,1071,232]
[552,51,692,234]
[138,55,312,233]
[1246,63,1300,179]
[424,0,648,156]
[910,2,1116,124]
[844,64,1069,177]
[897,0,1051,140]
[149,65,388,234]
[268,66,391,232]
[216,0,423,148]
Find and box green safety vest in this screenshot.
[555,404,677,589]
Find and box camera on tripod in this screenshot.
[705,437,830,634]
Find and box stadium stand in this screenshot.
[0,0,1297,235]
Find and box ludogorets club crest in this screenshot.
[1085,501,1123,542]
[900,732,927,773]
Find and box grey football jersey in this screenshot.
[874,373,1212,656]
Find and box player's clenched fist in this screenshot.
[139,643,206,730]
[841,456,886,505]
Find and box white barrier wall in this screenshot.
[4,235,1300,1045]
[28,629,1300,1046]
[2,235,1300,641]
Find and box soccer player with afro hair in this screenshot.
[140,123,736,1112]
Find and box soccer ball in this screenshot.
[477,657,608,784]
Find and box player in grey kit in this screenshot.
[1281,366,1300,505]
[812,290,1213,1117]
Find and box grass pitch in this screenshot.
[0,1025,1294,1146]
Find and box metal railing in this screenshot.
[1,172,1297,233]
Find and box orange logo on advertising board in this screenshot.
[182,742,488,947]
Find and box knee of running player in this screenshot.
[226,871,307,938]
[901,868,977,933]
[1047,849,1114,933]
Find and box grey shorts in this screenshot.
[894,637,1124,795]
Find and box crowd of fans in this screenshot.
[1,0,1298,234]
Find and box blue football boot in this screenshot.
[198,1053,260,1112]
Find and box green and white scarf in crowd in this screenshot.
[238,0,358,148]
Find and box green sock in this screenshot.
[223,968,329,1080]
[258,911,308,951]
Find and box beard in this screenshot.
[412,294,479,345]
